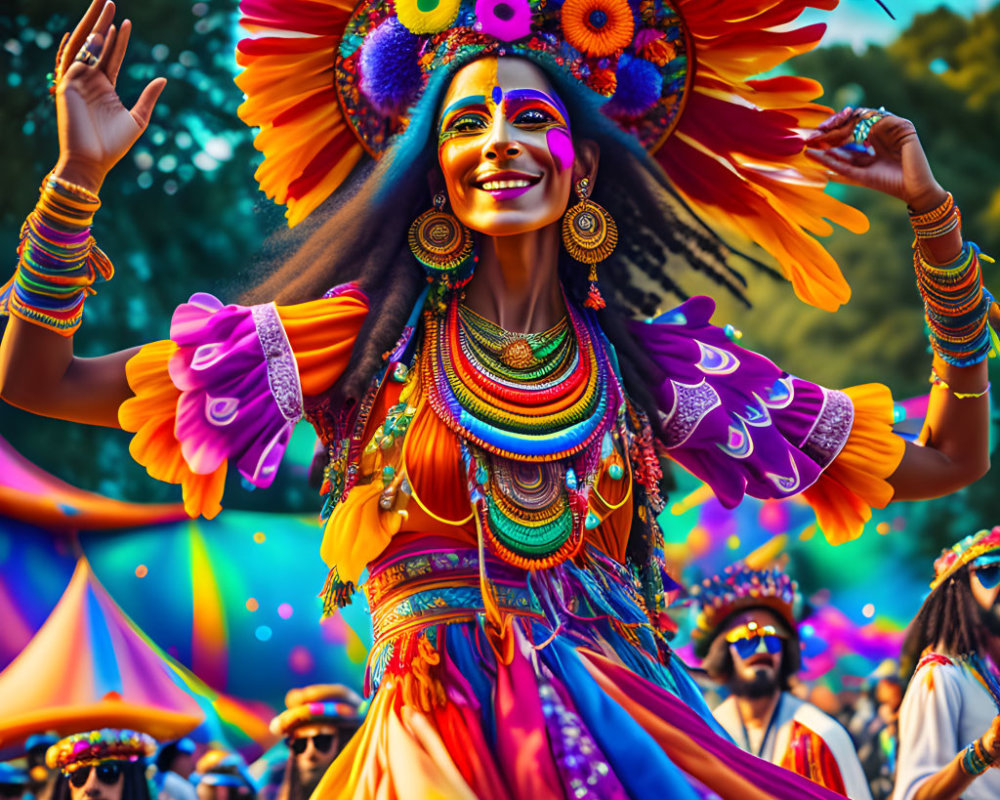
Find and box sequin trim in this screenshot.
[251,302,303,424]
[801,388,853,468]
[662,379,721,449]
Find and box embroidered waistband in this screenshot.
[365,548,543,648]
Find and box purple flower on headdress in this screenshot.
[475,0,532,42]
[359,17,425,115]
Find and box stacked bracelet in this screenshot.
[0,173,113,336]
[960,738,995,776]
[910,194,996,366]
[910,193,961,242]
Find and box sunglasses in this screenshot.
[974,564,1000,591]
[287,734,335,755]
[725,624,785,660]
[66,763,123,788]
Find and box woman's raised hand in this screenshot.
[805,107,946,214]
[53,0,166,192]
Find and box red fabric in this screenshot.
[779,721,848,796]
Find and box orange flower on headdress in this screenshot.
[561,0,634,58]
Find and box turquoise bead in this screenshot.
[585,511,601,529]
[609,463,624,481]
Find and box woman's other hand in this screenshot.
[805,107,946,214]
[53,0,166,192]
[981,715,1000,762]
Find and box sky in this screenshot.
[806,0,995,48]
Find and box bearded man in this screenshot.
[894,528,1000,800]
[692,564,871,800]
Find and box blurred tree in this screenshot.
[0,0,315,510]
[708,3,1000,565]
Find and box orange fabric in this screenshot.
[276,293,369,395]
[311,681,508,800]
[802,383,905,545]
[118,340,227,520]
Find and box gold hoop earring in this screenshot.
[561,177,616,310]
[409,192,475,284]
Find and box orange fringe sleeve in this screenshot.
[118,290,368,520]
[118,340,228,519]
[276,292,369,395]
[801,383,906,545]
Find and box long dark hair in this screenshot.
[51,763,150,800]
[901,565,991,681]
[242,53,754,435]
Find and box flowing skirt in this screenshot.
[314,540,845,800]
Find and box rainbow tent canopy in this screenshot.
[0,435,185,531]
[0,558,274,755]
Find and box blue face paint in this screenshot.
[491,85,504,105]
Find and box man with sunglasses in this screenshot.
[267,685,364,800]
[894,528,1000,800]
[692,564,872,800]
[45,729,156,800]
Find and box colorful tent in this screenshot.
[0,558,276,758]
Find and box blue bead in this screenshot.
[585,511,601,530]
[476,466,489,485]
[588,9,607,27]
[565,469,578,491]
[609,463,623,481]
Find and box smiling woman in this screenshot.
[0,0,996,797]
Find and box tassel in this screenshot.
[319,567,356,617]
[584,264,606,310]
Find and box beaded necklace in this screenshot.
[422,294,625,569]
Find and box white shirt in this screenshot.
[894,655,1000,800]
[714,692,873,800]
[160,771,198,800]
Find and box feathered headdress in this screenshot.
[235,0,869,311]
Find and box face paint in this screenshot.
[546,128,574,173]
[436,57,581,237]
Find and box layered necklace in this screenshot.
[422,294,624,569]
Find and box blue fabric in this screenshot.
[542,638,702,800]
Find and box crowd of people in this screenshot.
[3,529,1000,800]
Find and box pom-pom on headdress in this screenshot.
[268,684,366,737]
[45,729,156,774]
[930,527,1000,591]
[236,0,868,311]
[689,563,801,658]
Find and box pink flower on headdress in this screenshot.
[475,0,532,41]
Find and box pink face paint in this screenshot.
[546,128,575,173]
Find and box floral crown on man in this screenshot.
[235,0,868,311]
[45,729,156,774]
[930,527,1000,591]
[688,563,801,658]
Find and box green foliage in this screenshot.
[709,4,1000,564]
